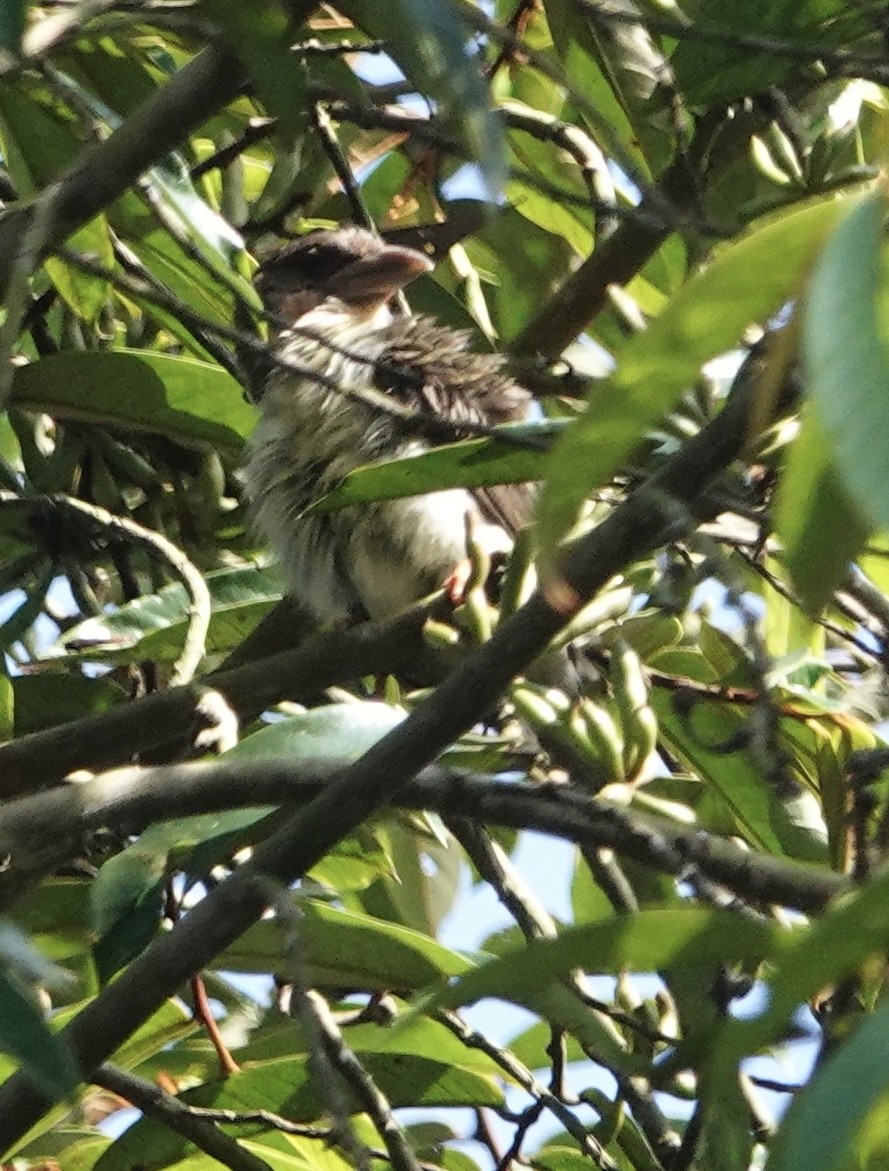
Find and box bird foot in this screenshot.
[444,559,473,607]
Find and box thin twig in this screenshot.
[439,1010,619,1170]
[93,1063,272,1171]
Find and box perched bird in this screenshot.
[245,226,537,626]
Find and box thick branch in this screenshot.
[0,759,848,916]
[0,598,445,799]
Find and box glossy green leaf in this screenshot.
[223,898,472,988]
[96,704,405,930]
[537,196,847,563]
[56,566,281,665]
[11,350,256,450]
[140,156,250,292]
[803,186,889,531]
[229,701,406,762]
[310,420,566,512]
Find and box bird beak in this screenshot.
[324,243,434,306]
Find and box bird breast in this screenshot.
[245,302,500,623]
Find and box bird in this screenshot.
[245,225,539,628]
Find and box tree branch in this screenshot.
[0,765,847,920]
[92,1063,272,1171]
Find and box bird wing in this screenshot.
[376,318,534,536]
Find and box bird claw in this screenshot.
[445,559,472,606]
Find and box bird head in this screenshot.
[257,227,434,325]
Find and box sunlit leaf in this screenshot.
[310,420,567,512]
[11,350,256,450]
[56,565,281,665]
[426,909,782,1011]
[42,216,114,323]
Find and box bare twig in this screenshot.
[92,1063,272,1171]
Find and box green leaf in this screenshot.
[0,970,80,1102]
[352,819,462,936]
[94,704,405,928]
[0,666,12,743]
[468,206,574,341]
[426,908,781,1011]
[222,898,471,988]
[57,566,282,665]
[42,216,114,323]
[240,1010,508,1076]
[0,78,79,192]
[99,1040,502,1171]
[671,1,869,107]
[91,858,165,985]
[110,190,244,333]
[652,692,818,858]
[537,196,847,563]
[775,401,871,613]
[803,186,889,532]
[310,420,567,512]
[228,701,406,762]
[140,155,250,291]
[11,350,256,451]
